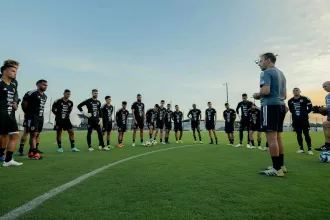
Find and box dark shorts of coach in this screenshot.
[174,123,182,132]
[117,124,127,132]
[250,124,261,132]
[260,105,286,132]
[165,122,172,130]
[54,119,73,131]
[292,120,310,132]
[205,122,215,131]
[239,119,249,131]
[0,113,18,135]
[191,121,200,131]
[225,123,234,134]
[102,120,113,132]
[27,116,44,133]
[87,118,101,131]
[134,120,144,129]
[156,120,164,129]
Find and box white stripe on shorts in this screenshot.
[263,106,267,126]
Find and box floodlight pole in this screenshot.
[223,83,229,103]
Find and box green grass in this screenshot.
[1,131,330,220]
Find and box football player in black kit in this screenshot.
[116,101,129,148]
[146,104,159,141]
[77,89,109,151]
[0,60,23,166]
[22,79,48,160]
[205,102,218,144]
[101,96,114,148]
[235,93,253,148]
[248,104,262,150]
[52,89,79,153]
[288,88,313,155]
[173,105,183,143]
[131,94,145,146]
[223,103,236,145]
[187,104,203,144]
[164,103,173,144]
[154,100,166,144]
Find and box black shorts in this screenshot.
[239,119,250,131]
[0,113,18,135]
[156,120,164,129]
[292,120,310,131]
[225,123,234,133]
[147,121,156,129]
[165,122,172,130]
[250,124,261,132]
[54,119,73,131]
[174,123,182,132]
[117,124,127,132]
[191,121,200,131]
[102,120,113,132]
[87,118,101,131]
[260,105,286,132]
[134,120,144,129]
[27,117,44,133]
[205,121,215,131]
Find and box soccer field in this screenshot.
[1,131,329,220]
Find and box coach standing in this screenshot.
[253,53,287,177]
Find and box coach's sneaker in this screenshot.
[3,159,23,167]
[235,143,242,148]
[132,143,136,147]
[71,147,80,152]
[88,147,94,152]
[296,149,304,154]
[57,148,64,153]
[259,168,284,177]
[101,147,110,151]
[258,146,263,150]
[308,150,313,155]
[315,145,330,152]
[268,165,287,173]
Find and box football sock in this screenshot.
[70,140,75,148]
[57,141,62,149]
[5,151,13,162]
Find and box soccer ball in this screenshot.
[152,140,157,146]
[319,152,330,163]
[146,141,152,147]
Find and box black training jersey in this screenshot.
[52,98,73,120]
[146,108,158,123]
[236,101,253,120]
[172,111,183,124]
[223,109,236,124]
[102,104,114,122]
[116,108,129,125]
[164,109,173,124]
[0,79,17,116]
[157,107,166,121]
[248,108,261,126]
[77,98,102,119]
[23,89,47,119]
[205,108,216,123]
[288,96,312,122]
[187,109,202,122]
[131,101,145,121]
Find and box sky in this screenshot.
[1,0,329,125]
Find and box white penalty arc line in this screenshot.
[0,144,199,220]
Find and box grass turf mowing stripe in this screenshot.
[0,144,200,220]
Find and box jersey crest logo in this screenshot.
[30,126,35,131]
[300,99,303,102]
[68,103,71,106]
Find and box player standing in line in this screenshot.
[101,96,114,148]
[187,104,203,144]
[77,89,109,151]
[116,101,129,148]
[205,102,218,144]
[146,104,159,141]
[164,103,173,144]
[288,88,313,155]
[235,94,253,148]
[172,105,183,143]
[248,104,262,150]
[154,100,166,144]
[52,89,79,152]
[131,94,145,146]
[223,103,236,145]
[22,80,48,160]
[0,60,23,166]
[254,52,287,177]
